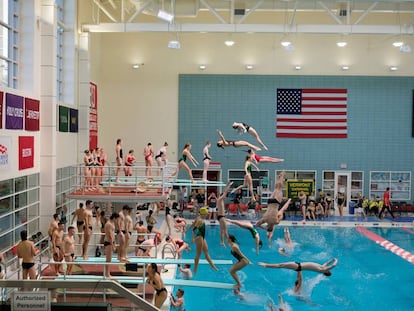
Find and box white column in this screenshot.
[78,32,91,151]
[39,0,57,232]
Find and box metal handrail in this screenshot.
[0,279,158,311]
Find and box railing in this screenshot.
[0,278,158,311]
[72,161,178,196]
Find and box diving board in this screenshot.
[75,257,233,265]
[54,275,234,289]
[168,179,227,187]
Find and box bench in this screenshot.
[391,204,414,215]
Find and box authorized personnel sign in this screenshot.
[12,291,50,311]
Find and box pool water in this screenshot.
[175,224,414,311]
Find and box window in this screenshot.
[56,0,64,101]
[56,166,77,226]
[0,174,40,253]
[370,171,411,201]
[0,0,19,88]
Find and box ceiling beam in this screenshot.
[81,22,414,35]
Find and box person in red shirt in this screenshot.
[378,187,397,219]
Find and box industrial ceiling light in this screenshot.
[199,65,206,70]
[341,65,350,71]
[224,39,235,46]
[294,65,302,70]
[157,9,174,23]
[132,64,140,69]
[392,41,404,47]
[389,66,398,71]
[337,41,347,47]
[280,40,291,47]
[245,64,254,70]
[168,40,181,49]
[400,44,412,53]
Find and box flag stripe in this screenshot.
[276,88,348,139]
[276,133,348,138]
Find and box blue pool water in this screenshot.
[175,225,414,311]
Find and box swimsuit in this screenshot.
[104,241,112,247]
[242,122,250,132]
[22,262,35,270]
[295,262,302,271]
[248,227,258,239]
[178,154,187,163]
[217,215,225,221]
[267,198,280,205]
[155,287,167,296]
[77,220,84,227]
[195,222,206,239]
[231,249,244,262]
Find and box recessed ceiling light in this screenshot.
[392,41,404,47]
[245,64,253,70]
[389,66,398,71]
[225,40,235,46]
[337,41,347,47]
[199,65,206,70]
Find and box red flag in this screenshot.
[25,97,40,131]
[19,136,34,170]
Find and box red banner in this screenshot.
[25,97,40,131]
[19,136,34,170]
[89,82,98,149]
[0,91,3,129]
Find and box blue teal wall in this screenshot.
[178,74,414,200]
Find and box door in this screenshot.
[334,171,352,215]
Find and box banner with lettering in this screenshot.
[286,180,315,199]
[0,136,11,170]
[0,91,3,129]
[25,97,40,131]
[18,136,34,170]
[69,108,78,132]
[89,82,98,149]
[58,105,69,132]
[5,93,24,129]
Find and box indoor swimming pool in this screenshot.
[175,224,414,311]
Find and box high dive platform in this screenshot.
[67,162,226,202]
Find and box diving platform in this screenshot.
[75,257,233,265]
[54,275,235,289]
[67,162,226,202]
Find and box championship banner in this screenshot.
[25,97,40,131]
[69,108,78,132]
[0,91,3,129]
[286,180,314,199]
[58,105,69,132]
[0,136,11,170]
[5,93,24,130]
[18,136,34,170]
[89,82,98,149]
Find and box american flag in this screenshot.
[276,88,348,138]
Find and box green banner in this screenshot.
[59,105,69,132]
[286,180,314,199]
